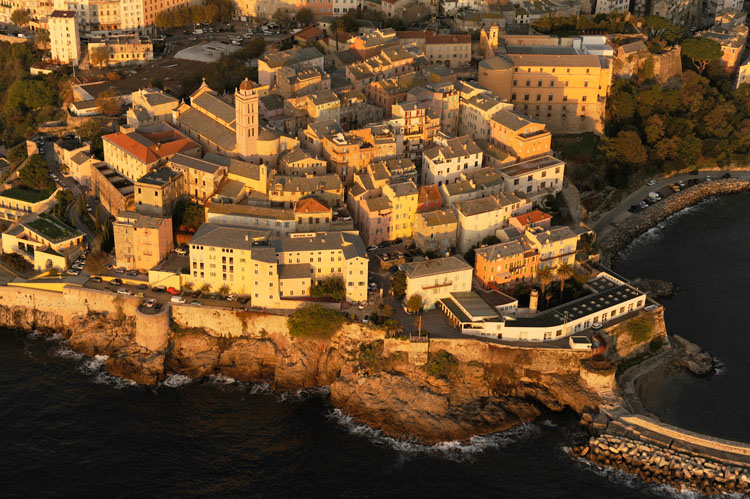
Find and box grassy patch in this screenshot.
[26,214,80,243]
[0,187,53,203]
[424,350,459,380]
[287,305,345,340]
[625,315,654,344]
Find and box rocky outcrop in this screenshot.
[0,304,66,333]
[217,337,278,382]
[105,345,165,385]
[600,179,750,265]
[670,335,715,376]
[331,367,541,444]
[571,434,750,496]
[629,278,679,300]
[68,314,134,357]
[167,331,221,378]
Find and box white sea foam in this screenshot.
[28,330,42,340]
[279,386,331,402]
[162,373,193,388]
[247,382,272,394]
[44,333,64,342]
[79,355,109,375]
[92,370,137,389]
[49,342,84,361]
[206,373,237,385]
[327,408,538,461]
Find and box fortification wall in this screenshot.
[170,304,289,338]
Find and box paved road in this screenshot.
[592,170,750,240]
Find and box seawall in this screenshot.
[599,178,750,265]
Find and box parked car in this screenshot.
[722,173,731,179]
[591,322,603,330]
[152,285,166,293]
[175,247,188,256]
[362,314,370,323]
[117,288,132,295]
[115,267,126,274]
[689,170,699,175]
[646,179,656,186]
[111,278,123,285]
[90,276,102,283]
[367,245,378,252]
[227,294,237,302]
[669,183,680,193]
[167,287,180,295]
[144,299,157,308]
[154,303,163,312]
[378,241,391,248]
[392,238,403,245]
[190,301,202,306]
[66,269,80,276]
[171,295,186,303]
[137,283,148,290]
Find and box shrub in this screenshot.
[625,315,654,343]
[425,350,459,379]
[358,339,385,370]
[310,276,346,301]
[288,305,345,339]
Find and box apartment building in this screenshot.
[406,82,460,136]
[490,109,551,161]
[413,209,458,254]
[102,123,201,182]
[277,66,331,99]
[478,47,613,134]
[134,167,185,217]
[388,101,441,162]
[474,239,539,288]
[258,47,325,87]
[698,10,748,71]
[279,147,327,176]
[168,153,228,203]
[127,88,179,127]
[188,227,368,307]
[365,75,415,118]
[0,188,58,223]
[458,92,513,141]
[524,225,583,269]
[440,167,506,208]
[399,256,473,309]
[113,211,173,271]
[348,27,400,59]
[87,35,153,65]
[322,127,397,185]
[498,155,565,204]
[346,46,416,90]
[354,180,418,246]
[454,193,531,253]
[268,173,344,208]
[205,203,296,236]
[397,31,472,67]
[54,0,121,30]
[422,133,483,186]
[49,10,80,66]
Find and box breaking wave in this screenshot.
[162,374,193,388]
[279,386,331,402]
[327,408,538,461]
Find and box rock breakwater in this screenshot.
[571,433,750,496]
[599,178,750,264]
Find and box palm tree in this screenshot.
[537,266,553,306]
[556,262,574,300]
[384,318,402,338]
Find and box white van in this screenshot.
[171,295,186,304]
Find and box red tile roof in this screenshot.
[103,127,199,164]
[513,209,552,226]
[418,184,442,204]
[295,26,324,41]
[295,197,330,213]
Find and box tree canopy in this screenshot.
[10,9,30,26]
[310,276,346,301]
[682,37,722,74]
[154,0,233,28]
[90,46,109,67]
[19,154,54,191]
[296,7,314,26]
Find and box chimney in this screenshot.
[529,289,539,314]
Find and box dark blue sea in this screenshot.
[4,194,746,498]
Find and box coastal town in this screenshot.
[1,0,750,495]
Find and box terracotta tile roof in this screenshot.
[103,127,199,164]
[418,184,442,204]
[295,26,324,41]
[512,209,551,226]
[295,197,330,213]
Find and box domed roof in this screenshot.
[479,55,514,71]
[239,78,256,91]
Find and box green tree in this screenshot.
[644,114,665,145]
[272,8,291,26]
[34,29,50,48]
[181,201,204,230]
[556,262,574,300]
[288,305,346,338]
[296,7,314,26]
[383,318,403,338]
[76,119,105,158]
[76,193,86,219]
[310,276,346,301]
[391,270,407,299]
[682,37,722,75]
[10,9,30,26]
[90,46,110,68]
[537,266,553,305]
[406,293,423,314]
[606,130,648,165]
[341,10,360,33]
[95,89,122,116]
[19,154,54,191]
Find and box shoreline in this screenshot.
[597,178,750,266]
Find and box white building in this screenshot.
[49,10,81,66]
[422,133,483,186]
[399,256,473,309]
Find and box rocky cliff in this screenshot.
[0,302,607,444]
